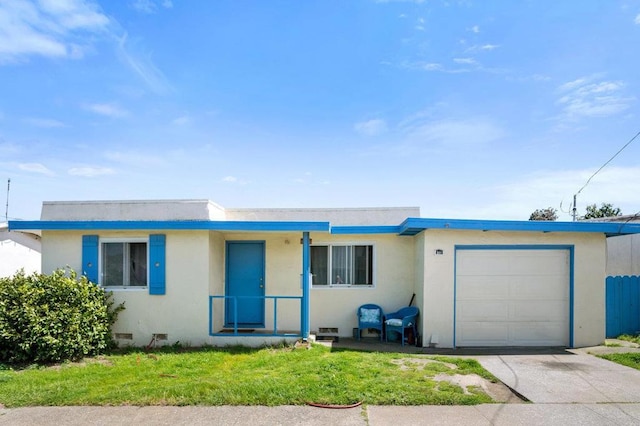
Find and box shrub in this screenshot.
[0,269,124,364]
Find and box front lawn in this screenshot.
[0,344,498,407]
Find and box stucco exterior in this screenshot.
[16,199,639,349]
[0,224,41,278]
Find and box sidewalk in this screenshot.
[3,404,640,426]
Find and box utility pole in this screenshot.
[4,178,9,222]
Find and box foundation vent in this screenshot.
[153,333,168,341]
[114,333,133,340]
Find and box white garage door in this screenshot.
[455,249,570,347]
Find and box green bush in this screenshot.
[0,269,124,364]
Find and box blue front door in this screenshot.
[225,241,265,328]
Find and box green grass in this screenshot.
[598,352,640,370]
[0,344,497,407]
[616,334,640,345]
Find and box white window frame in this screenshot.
[99,237,149,290]
[310,242,376,289]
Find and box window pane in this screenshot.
[310,246,328,285]
[332,246,351,284]
[103,243,124,287]
[129,243,147,286]
[354,245,373,285]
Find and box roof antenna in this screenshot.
[5,178,10,222]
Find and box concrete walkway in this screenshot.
[3,404,640,425]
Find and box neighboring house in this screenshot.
[597,215,640,277]
[0,222,41,278]
[9,200,640,349]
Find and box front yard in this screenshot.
[0,344,503,407]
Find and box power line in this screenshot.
[571,129,640,221]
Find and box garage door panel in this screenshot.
[457,322,509,346]
[509,301,568,322]
[456,277,509,299]
[458,301,509,321]
[508,323,567,346]
[456,249,569,347]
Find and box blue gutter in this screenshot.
[9,220,330,232]
[398,218,640,237]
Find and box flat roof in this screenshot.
[9,217,640,236]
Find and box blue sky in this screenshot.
[1,0,640,221]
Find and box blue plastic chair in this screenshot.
[357,304,384,341]
[385,306,419,346]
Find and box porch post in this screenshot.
[301,231,310,340]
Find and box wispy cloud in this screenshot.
[635,14,640,24]
[84,102,129,118]
[172,115,191,126]
[469,25,480,33]
[116,33,172,95]
[68,166,115,177]
[23,117,66,128]
[465,44,500,53]
[354,119,388,136]
[402,117,506,149]
[0,0,110,63]
[18,162,54,176]
[130,0,173,14]
[453,57,477,65]
[222,176,237,183]
[556,76,635,120]
[104,150,165,167]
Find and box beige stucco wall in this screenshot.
[42,230,212,347]
[419,230,606,349]
[308,233,415,337]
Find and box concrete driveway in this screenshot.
[476,350,640,403]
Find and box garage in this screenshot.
[455,247,571,347]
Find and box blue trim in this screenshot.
[399,218,640,236]
[302,232,310,339]
[8,220,330,232]
[148,234,166,295]
[453,244,575,348]
[331,226,401,234]
[209,295,303,337]
[81,235,99,283]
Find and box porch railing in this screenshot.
[209,295,303,337]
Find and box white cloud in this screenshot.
[453,57,476,65]
[635,13,640,24]
[557,76,635,120]
[0,0,109,63]
[403,118,506,148]
[130,0,173,13]
[18,162,54,176]
[354,119,388,136]
[24,117,66,128]
[470,25,480,33]
[68,166,115,177]
[222,176,237,182]
[172,115,191,125]
[473,166,640,220]
[116,33,172,95]
[480,44,499,50]
[84,102,129,118]
[104,150,164,167]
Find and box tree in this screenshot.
[529,207,558,221]
[582,203,622,220]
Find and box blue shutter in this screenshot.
[149,234,166,295]
[82,235,99,284]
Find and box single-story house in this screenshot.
[0,222,41,278]
[9,200,640,349]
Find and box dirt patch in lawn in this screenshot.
[392,357,524,404]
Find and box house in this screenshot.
[9,200,640,349]
[0,222,41,278]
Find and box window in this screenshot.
[101,240,147,287]
[311,244,374,287]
